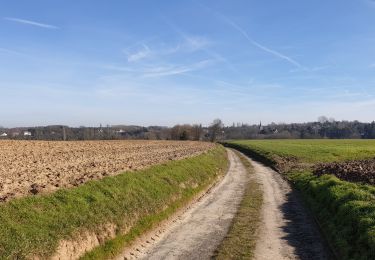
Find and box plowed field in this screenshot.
[0,140,214,202]
[314,158,375,185]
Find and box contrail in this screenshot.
[219,14,304,68]
[4,17,58,29]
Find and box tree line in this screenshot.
[1,118,375,141]
[0,120,224,141]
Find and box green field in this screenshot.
[224,140,375,260]
[226,139,375,163]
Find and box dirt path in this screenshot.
[118,149,249,260]
[249,158,331,260]
[116,150,331,260]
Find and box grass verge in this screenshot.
[0,145,228,259]
[289,172,375,260]
[223,141,375,260]
[213,150,263,259]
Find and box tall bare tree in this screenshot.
[209,119,224,142]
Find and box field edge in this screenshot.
[0,145,228,259]
[223,140,375,260]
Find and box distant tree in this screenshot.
[318,116,329,123]
[170,124,193,140]
[209,119,224,142]
[62,126,67,141]
[192,124,203,141]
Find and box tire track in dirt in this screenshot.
[249,158,332,260]
[118,150,331,260]
[117,149,249,260]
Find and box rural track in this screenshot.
[118,149,331,260]
[118,149,250,260]
[248,157,332,260]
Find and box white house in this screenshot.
[23,131,32,136]
[0,133,7,137]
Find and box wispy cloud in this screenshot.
[4,17,58,29]
[124,44,151,62]
[166,21,240,74]
[100,59,215,78]
[289,65,331,73]
[161,16,211,51]
[180,35,210,51]
[370,63,375,68]
[143,59,214,77]
[122,35,209,64]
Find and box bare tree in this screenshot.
[62,126,67,141]
[192,124,203,141]
[318,116,329,123]
[209,119,224,142]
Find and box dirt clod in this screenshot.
[30,183,42,195]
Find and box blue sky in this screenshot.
[1,0,374,127]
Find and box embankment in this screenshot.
[0,145,228,259]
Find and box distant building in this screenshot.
[258,121,266,134]
[23,131,32,136]
[116,129,126,137]
[0,133,7,137]
[258,121,263,131]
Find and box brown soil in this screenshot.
[273,155,312,173]
[0,140,214,202]
[314,158,375,185]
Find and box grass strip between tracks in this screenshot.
[223,140,375,260]
[213,150,263,259]
[0,145,228,259]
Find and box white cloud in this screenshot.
[181,35,210,51]
[4,17,58,29]
[100,58,215,78]
[168,25,239,73]
[125,44,151,62]
[143,59,214,77]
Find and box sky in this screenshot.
[0,0,375,127]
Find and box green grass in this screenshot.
[289,172,375,260]
[0,145,228,259]
[213,150,263,259]
[224,140,375,260]
[226,139,375,163]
